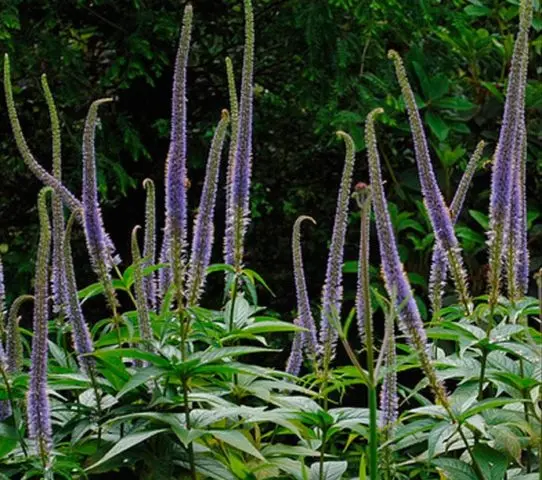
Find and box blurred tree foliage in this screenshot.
[0,0,541,315]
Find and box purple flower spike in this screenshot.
[64,214,95,375]
[165,4,193,300]
[429,141,485,314]
[389,50,471,313]
[319,131,356,364]
[28,188,53,461]
[4,55,83,216]
[0,343,10,420]
[488,0,532,306]
[0,254,5,336]
[186,111,230,306]
[285,318,304,376]
[143,179,157,311]
[365,109,448,406]
[379,318,397,435]
[157,235,172,309]
[41,74,68,315]
[292,216,318,359]
[225,0,255,269]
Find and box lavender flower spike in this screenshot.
[0,254,5,337]
[0,342,10,420]
[143,179,157,310]
[319,131,356,364]
[225,0,255,269]
[82,98,119,310]
[365,109,448,407]
[186,110,230,306]
[388,50,471,314]
[6,294,33,374]
[379,316,397,436]
[131,226,153,352]
[285,318,304,376]
[429,140,485,315]
[223,57,239,265]
[488,0,532,307]
[164,4,193,301]
[28,187,53,462]
[292,216,318,359]
[64,213,95,375]
[4,54,83,215]
[41,74,68,315]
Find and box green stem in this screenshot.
[0,366,28,456]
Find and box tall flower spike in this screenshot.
[354,183,372,342]
[6,295,33,374]
[64,213,95,375]
[0,343,10,420]
[224,57,239,265]
[225,0,255,269]
[319,131,356,364]
[379,315,397,434]
[143,179,157,310]
[285,318,304,376]
[0,254,5,338]
[131,226,153,353]
[186,110,230,306]
[429,141,485,314]
[365,109,448,406]
[488,0,532,307]
[3,54,83,215]
[388,50,472,314]
[164,4,193,303]
[292,216,318,359]
[41,74,68,315]
[28,187,53,462]
[82,98,119,310]
[157,235,171,308]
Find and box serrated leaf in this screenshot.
[432,458,478,480]
[210,430,265,460]
[309,461,347,480]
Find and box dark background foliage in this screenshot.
[1,0,541,320]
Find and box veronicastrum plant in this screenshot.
[0,1,541,480]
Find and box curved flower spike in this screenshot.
[28,187,53,462]
[285,318,304,376]
[82,98,119,310]
[488,0,532,307]
[225,0,255,269]
[165,4,193,302]
[292,216,318,358]
[131,226,153,352]
[3,54,82,215]
[186,110,230,306]
[64,213,95,375]
[143,179,157,310]
[388,50,471,314]
[319,131,356,364]
[6,294,33,374]
[365,109,448,407]
[429,141,485,314]
[41,74,68,315]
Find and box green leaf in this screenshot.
[432,458,478,480]
[425,111,449,141]
[117,366,168,398]
[465,5,491,16]
[427,74,449,100]
[92,348,170,367]
[242,320,305,335]
[472,444,507,480]
[209,430,265,460]
[309,461,347,480]
[460,398,522,420]
[433,96,475,111]
[469,210,489,230]
[86,429,168,471]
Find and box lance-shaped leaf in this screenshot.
[225,0,255,269]
[319,131,356,364]
[143,179,157,310]
[28,188,53,461]
[186,110,230,306]
[41,74,68,315]
[487,0,532,306]
[3,54,82,214]
[429,141,485,314]
[389,50,471,313]
[292,216,318,358]
[164,4,193,301]
[64,214,95,376]
[365,109,448,406]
